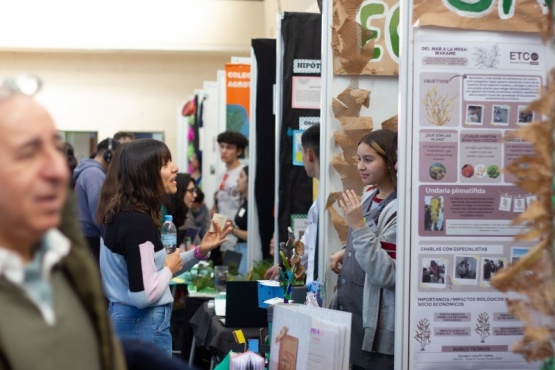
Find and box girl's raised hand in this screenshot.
[338,189,365,230]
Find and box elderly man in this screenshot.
[0,75,126,370]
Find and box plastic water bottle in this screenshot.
[161,215,177,254]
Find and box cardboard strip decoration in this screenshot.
[413,0,548,33]
[332,0,400,76]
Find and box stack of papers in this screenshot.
[214,295,226,317]
[269,304,351,370]
[230,351,265,370]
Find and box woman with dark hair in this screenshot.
[189,151,202,187]
[164,173,202,248]
[165,173,195,229]
[97,139,231,355]
[62,141,78,188]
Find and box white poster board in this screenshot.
[397,10,547,370]
[320,0,400,307]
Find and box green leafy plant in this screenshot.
[278,227,306,286]
[247,259,275,281]
[189,261,215,292]
[487,164,500,179]
[274,227,307,302]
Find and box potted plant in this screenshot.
[278,227,307,303]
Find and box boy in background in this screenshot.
[211,131,248,265]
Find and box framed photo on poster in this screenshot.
[290,214,308,241]
[292,130,304,166]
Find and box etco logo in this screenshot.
[509,51,540,65]
[510,51,540,65]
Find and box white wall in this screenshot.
[264,0,320,36]
[0,51,233,157]
[0,0,265,53]
[0,0,321,159]
[200,80,221,210]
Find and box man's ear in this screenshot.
[306,148,315,162]
[237,147,243,158]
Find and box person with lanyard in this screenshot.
[330,129,398,370]
[231,165,249,275]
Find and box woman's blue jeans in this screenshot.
[108,302,172,356]
[236,242,248,275]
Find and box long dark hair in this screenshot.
[97,139,172,227]
[164,173,194,227]
[63,142,78,188]
[358,129,397,189]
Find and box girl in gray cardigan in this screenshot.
[331,129,397,370]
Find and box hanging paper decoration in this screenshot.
[181,97,201,184]
[188,114,196,162]
[525,194,537,207]
[181,98,196,117]
[498,194,512,212]
[513,196,526,213]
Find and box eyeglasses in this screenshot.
[0,74,42,101]
[186,188,197,194]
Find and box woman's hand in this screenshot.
[198,220,233,256]
[329,249,345,274]
[269,234,275,257]
[165,249,184,275]
[264,265,281,280]
[338,189,365,230]
[232,226,248,241]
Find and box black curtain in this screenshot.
[278,12,322,243]
[252,38,277,260]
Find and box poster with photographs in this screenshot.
[453,255,477,285]
[480,256,507,287]
[423,196,444,232]
[491,105,510,126]
[408,28,543,369]
[511,247,530,264]
[465,105,483,126]
[517,105,534,126]
[421,257,448,289]
[290,214,308,241]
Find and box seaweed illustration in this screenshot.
[475,312,491,343]
[475,164,487,177]
[444,275,453,290]
[414,318,432,351]
[487,164,500,179]
[429,196,442,229]
[423,86,455,126]
[473,44,500,69]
